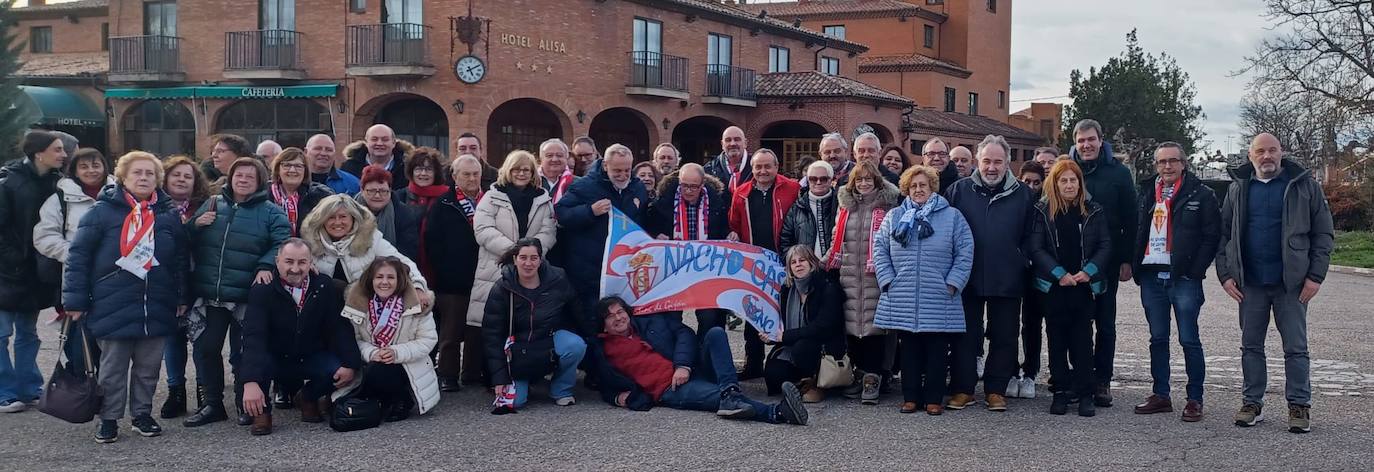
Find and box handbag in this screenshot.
[505,294,556,380]
[329,393,383,432]
[38,319,102,424]
[816,354,855,389]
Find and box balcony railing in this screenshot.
[346,23,431,67]
[225,29,303,71]
[109,35,183,76]
[704,64,756,101]
[627,51,688,93]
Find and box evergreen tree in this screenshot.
[0,0,32,157]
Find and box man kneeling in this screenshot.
[593,297,807,425]
[238,238,364,435]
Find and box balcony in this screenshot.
[703,64,757,107]
[223,30,305,80]
[625,51,689,100]
[345,24,435,78]
[107,36,185,83]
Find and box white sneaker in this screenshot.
[0,400,28,413]
[1019,377,1037,399]
[976,356,986,379]
[555,397,576,406]
[1006,376,1022,398]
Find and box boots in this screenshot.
[183,403,228,427]
[250,412,273,436]
[196,384,206,410]
[159,384,187,419]
[295,391,323,423]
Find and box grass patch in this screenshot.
[1332,231,1374,268]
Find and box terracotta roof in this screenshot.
[755,71,913,106]
[739,0,946,22]
[628,0,869,53]
[858,53,971,77]
[13,0,108,17]
[907,108,1043,143]
[16,52,108,78]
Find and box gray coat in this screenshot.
[1215,160,1334,291]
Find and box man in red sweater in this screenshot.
[593,297,807,425]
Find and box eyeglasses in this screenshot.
[280,163,305,170]
[510,167,534,174]
[807,176,832,183]
[1155,158,1184,167]
[923,151,949,157]
[363,189,391,197]
[413,166,435,173]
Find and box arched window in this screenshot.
[216,99,330,149]
[376,98,448,155]
[123,100,196,157]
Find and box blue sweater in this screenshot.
[1243,175,1287,286]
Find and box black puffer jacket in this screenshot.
[481,263,587,385]
[0,159,61,311]
[780,190,838,255]
[422,186,480,294]
[339,139,414,189]
[645,172,730,240]
[1131,172,1222,281]
[238,271,363,385]
[552,159,648,289]
[1026,199,1113,295]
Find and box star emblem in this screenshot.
[546,64,553,74]
[515,61,523,70]
[530,64,540,74]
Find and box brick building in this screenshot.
[1008,102,1063,147]
[11,0,110,153]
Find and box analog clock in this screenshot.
[454,55,486,84]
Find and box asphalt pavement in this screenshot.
[2,270,1372,471]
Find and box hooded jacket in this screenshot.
[62,186,189,339]
[340,139,415,189]
[335,279,440,415]
[1070,139,1139,269]
[832,179,902,337]
[481,263,586,386]
[465,184,557,327]
[645,171,731,240]
[189,185,292,303]
[943,170,1036,298]
[1131,171,1222,281]
[727,175,802,249]
[874,193,974,333]
[1027,199,1114,295]
[299,196,428,293]
[552,159,648,289]
[0,158,61,311]
[1215,159,1334,291]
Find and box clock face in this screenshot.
[455,55,486,84]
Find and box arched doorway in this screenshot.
[376,97,449,155]
[589,107,652,161]
[761,120,827,178]
[863,122,894,147]
[215,99,331,149]
[123,100,196,157]
[671,116,732,165]
[487,98,565,168]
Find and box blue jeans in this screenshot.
[512,330,586,408]
[659,327,776,423]
[0,310,43,402]
[163,325,189,388]
[1139,275,1206,401]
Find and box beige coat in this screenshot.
[828,180,901,338]
[464,185,557,326]
[334,282,440,415]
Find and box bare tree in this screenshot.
[1241,1,1374,118]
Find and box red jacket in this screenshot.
[727,175,801,249]
[599,331,674,401]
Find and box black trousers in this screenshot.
[742,323,765,369]
[1021,288,1046,378]
[193,306,243,405]
[762,338,824,395]
[952,296,1020,396]
[846,334,892,377]
[1045,285,1097,396]
[899,332,957,405]
[357,363,412,406]
[1092,277,1119,386]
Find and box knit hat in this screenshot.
[360,165,392,187]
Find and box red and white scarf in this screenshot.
[825,205,886,274]
[546,168,574,203]
[270,184,300,235]
[673,186,709,240]
[724,152,747,192]
[1142,178,1178,265]
[282,279,307,312]
[455,187,481,224]
[171,199,192,223]
[368,294,406,348]
[116,191,159,279]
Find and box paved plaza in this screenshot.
[2,270,1373,471]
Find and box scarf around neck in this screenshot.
[454,186,482,223]
[825,191,885,273]
[406,182,448,208]
[271,183,301,235]
[116,191,159,279]
[893,196,937,246]
[542,167,574,203]
[674,185,709,240]
[369,293,405,347]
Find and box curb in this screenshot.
[1329,265,1374,277]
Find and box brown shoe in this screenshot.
[1134,394,1174,414]
[799,378,825,403]
[249,413,272,436]
[925,404,944,415]
[294,392,323,423]
[900,401,919,414]
[1181,400,1204,422]
[946,393,974,410]
[986,393,1008,412]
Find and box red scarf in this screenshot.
[170,199,192,223]
[270,184,300,235]
[368,294,405,348]
[545,168,574,203]
[119,191,158,276]
[673,187,709,240]
[406,182,448,208]
[825,205,886,274]
[455,187,481,224]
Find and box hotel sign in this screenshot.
[499,33,568,54]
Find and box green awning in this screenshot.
[104,84,339,100]
[16,86,105,128]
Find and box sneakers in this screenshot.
[1006,377,1022,399]
[774,382,808,425]
[976,356,985,379]
[95,419,119,444]
[1093,384,1113,407]
[1134,394,1174,415]
[131,415,163,437]
[554,396,577,407]
[271,386,292,410]
[860,373,880,405]
[0,399,27,413]
[716,388,756,419]
[1182,400,1204,422]
[1019,377,1037,399]
[1234,403,1263,427]
[985,393,1008,412]
[160,385,187,419]
[1050,393,1070,415]
[843,373,865,399]
[1078,398,1096,417]
[1288,404,1311,433]
[946,393,975,410]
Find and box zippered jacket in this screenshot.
[189,186,292,303]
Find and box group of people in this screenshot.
[0,116,1332,443]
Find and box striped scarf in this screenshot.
[116,191,158,279]
[369,294,405,348]
[673,187,708,240]
[270,183,300,235]
[825,205,885,274]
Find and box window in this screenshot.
[124,101,196,159]
[769,46,790,73]
[968,92,980,115]
[383,0,421,24]
[987,0,997,12]
[998,90,1006,109]
[820,56,840,75]
[943,87,956,112]
[260,0,295,30]
[926,0,944,4]
[633,18,662,55]
[216,99,332,149]
[923,25,935,48]
[29,27,52,53]
[350,0,366,13]
[822,25,846,40]
[708,33,732,67]
[101,23,110,51]
[144,1,177,36]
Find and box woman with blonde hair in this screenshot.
[761,245,845,402]
[464,150,557,333]
[1026,160,1112,417]
[297,194,430,301]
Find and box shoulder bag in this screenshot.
[38,318,102,424]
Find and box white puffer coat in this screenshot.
[334,282,440,414]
